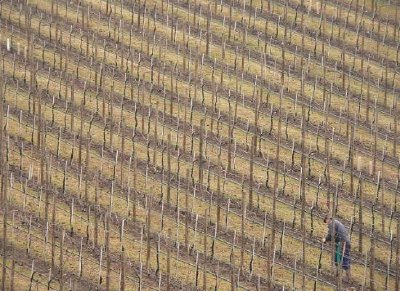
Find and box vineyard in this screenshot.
[0,0,398,289]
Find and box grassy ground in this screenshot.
[0,0,398,289]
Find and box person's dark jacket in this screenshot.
[325,219,350,244]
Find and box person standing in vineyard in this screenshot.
[322,215,351,280]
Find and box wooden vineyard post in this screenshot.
[28,260,35,291]
[300,102,306,289]
[249,135,255,210]
[146,196,152,272]
[51,195,56,272]
[1,169,7,291]
[120,219,125,290]
[206,4,211,57]
[0,77,4,204]
[396,217,400,290]
[227,1,232,41]
[109,80,115,152]
[341,16,347,90]
[84,137,90,202]
[394,96,398,157]
[281,6,286,86]
[106,212,111,291]
[153,104,159,167]
[0,77,6,291]
[133,157,137,223]
[384,58,388,108]
[370,206,376,291]
[94,174,99,248]
[98,246,103,289]
[358,172,363,253]
[70,199,74,236]
[217,153,221,232]
[271,87,283,287]
[372,104,378,176]
[231,236,236,291]
[203,209,208,291]
[78,236,83,278]
[324,60,331,210]
[199,119,204,192]
[70,85,75,133]
[185,169,190,251]
[10,211,15,291]
[60,230,65,291]
[380,153,386,234]
[78,100,84,170]
[366,66,371,124]
[167,228,171,291]
[167,133,171,204]
[156,233,161,286]
[240,177,245,274]
[120,118,125,187]
[227,93,232,172]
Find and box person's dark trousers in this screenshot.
[334,241,351,270]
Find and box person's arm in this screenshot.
[323,224,332,243]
